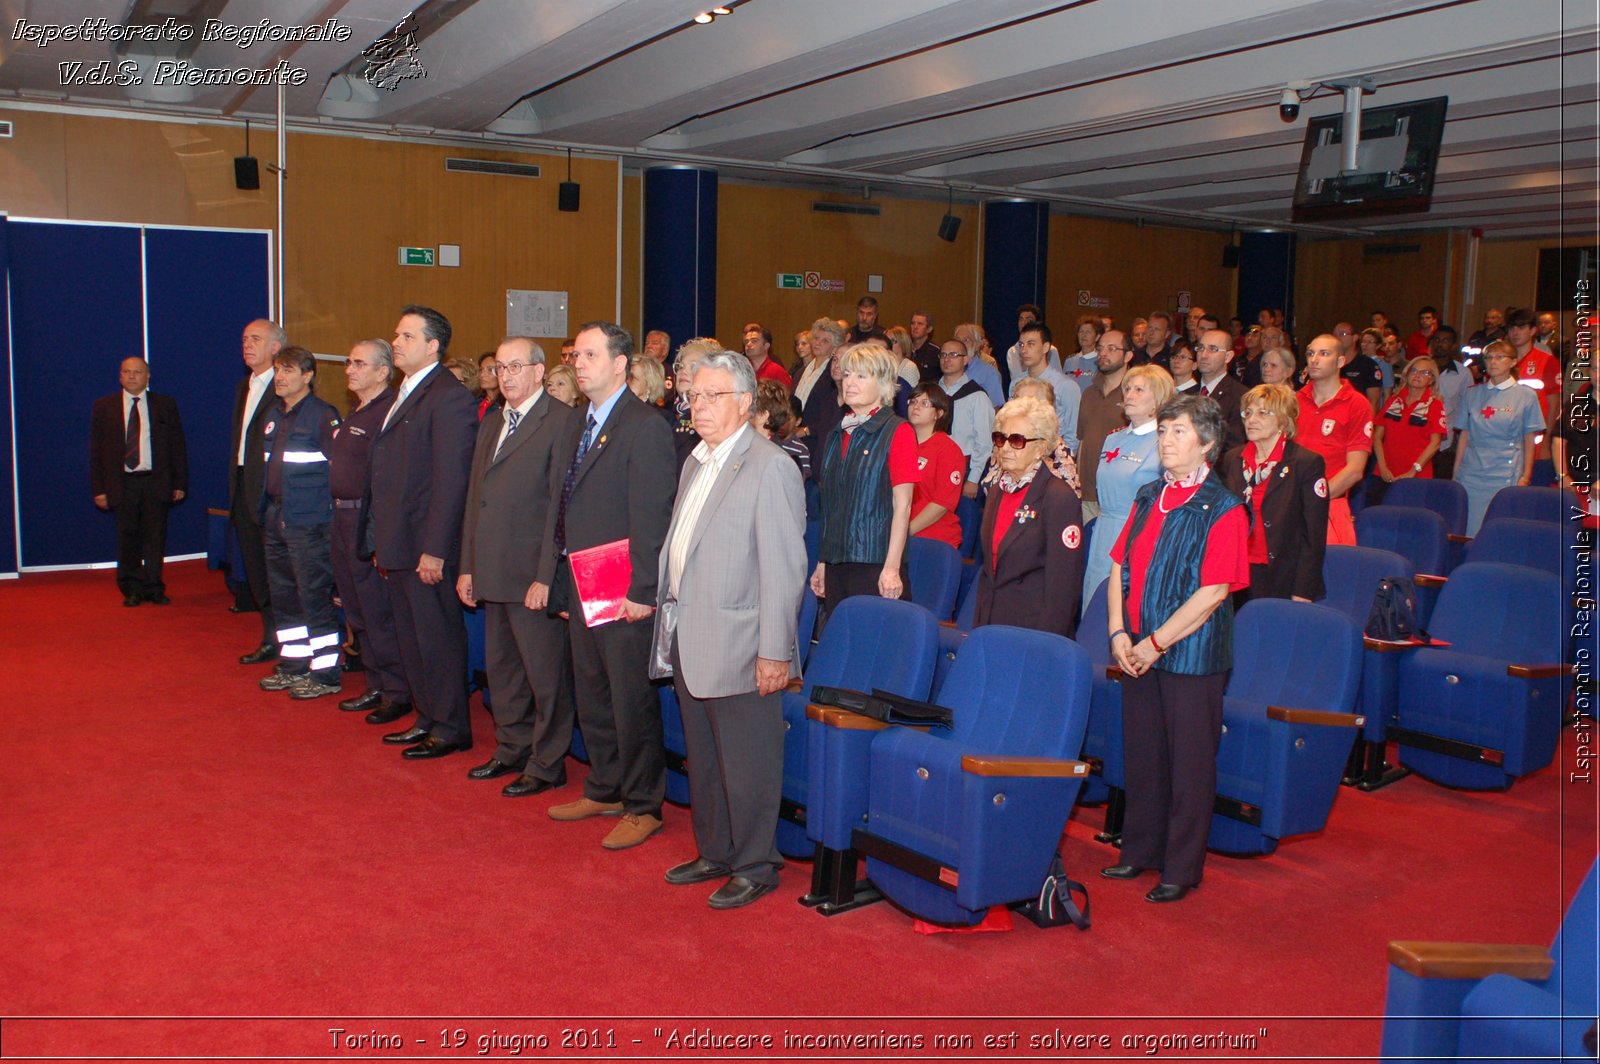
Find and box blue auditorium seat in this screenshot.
[1380,478,1468,537]
[952,561,979,631]
[1389,563,1568,790]
[781,597,939,860]
[907,537,962,621]
[1354,504,1451,624]
[1466,517,1574,580]
[1380,858,1598,1062]
[1076,578,1126,812]
[1208,599,1364,855]
[462,604,488,702]
[825,625,1094,926]
[1482,484,1580,526]
[933,623,965,699]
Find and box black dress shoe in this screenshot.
[402,736,472,759]
[1145,883,1192,903]
[383,725,430,745]
[708,876,777,910]
[338,689,385,713]
[467,757,525,781]
[123,594,142,607]
[665,857,729,886]
[146,593,170,606]
[1100,864,1146,880]
[502,773,566,798]
[365,701,411,725]
[238,643,278,665]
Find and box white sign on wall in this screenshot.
[506,289,569,339]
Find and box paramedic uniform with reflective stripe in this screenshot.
[261,393,343,683]
[1454,378,1545,535]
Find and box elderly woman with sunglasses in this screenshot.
[1102,393,1250,904]
[972,396,1086,638]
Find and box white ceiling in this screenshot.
[2,0,1595,239]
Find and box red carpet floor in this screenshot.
[1,560,1593,1061]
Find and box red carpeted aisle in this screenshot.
[1,560,1592,1061]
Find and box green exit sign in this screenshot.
[777,273,803,289]
[399,246,435,267]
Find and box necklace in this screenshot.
[1157,482,1178,514]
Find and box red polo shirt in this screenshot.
[753,357,793,390]
[1515,346,1560,421]
[1296,380,1374,483]
[1377,389,1447,477]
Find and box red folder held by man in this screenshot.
[567,538,632,627]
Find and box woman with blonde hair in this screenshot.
[1220,383,1327,602]
[1082,365,1170,609]
[974,396,1085,637]
[809,343,917,625]
[884,326,922,388]
[1370,356,1448,506]
[544,363,581,408]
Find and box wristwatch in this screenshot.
[1410,462,1422,473]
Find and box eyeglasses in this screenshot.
[491,361,534,376]
[682,388,735,407]
[992,431,1046,450]
[1241,408,1277,421]
[1098,344,1125,353]
[907,397,935,408]
[1198,344,1230,354]
[348,359,375,370]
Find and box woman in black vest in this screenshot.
[1220,383,1328,604]
[1101,394,1250,903]
[809,343,918,629]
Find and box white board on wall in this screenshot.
[506,289,568,339]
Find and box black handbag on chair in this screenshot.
[1366,575,1428,643]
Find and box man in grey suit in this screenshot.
[458,337,581,795]
[656,351,807,909]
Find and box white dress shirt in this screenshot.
[124,389,152,472]
[382,360,440,431]
[668,424,748,598]
[494,387,543,457]
[237,366,274,466]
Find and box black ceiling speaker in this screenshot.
[558,148,579,212]
[938,186,960,241]
[1221,244,1240,269]
[234,120,259,190]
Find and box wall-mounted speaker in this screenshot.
[1221,244,1239,269]
[234,156,260,191]
[558,181,581,212]
[938,213,961,242]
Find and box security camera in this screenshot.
[1278,86,1301,122]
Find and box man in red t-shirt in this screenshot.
[1406,305,1440,359]
[1506,310,1559,452]
[743,325,793,390]
[1295,334,1373,545]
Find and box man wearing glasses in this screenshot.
[327,339,410,724]
[1195,330,1248,454]
[455,338,584,797]
[1077,329,1135,521]
[542,322,677,850]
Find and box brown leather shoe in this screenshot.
[547,797,625,821]
[601,812,663,850]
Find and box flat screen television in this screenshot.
[1292,95,1448,221]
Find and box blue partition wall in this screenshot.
[6,221,269,570]
[0,218,15,575]
[145,228,272,561]
[643,167,717,347]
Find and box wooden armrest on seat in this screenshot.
[1267,705,1366,728]
[1363,636,1448,653]
[806,704,892,731]
[1387,940,1553,981]
[961,755,1089,778]
[207,506,229,517]
[939,620,959,630]
[1414,573,1448,589]
[784,677,805,693]
[1105,665,1126,681]
[1507,663,1575,679]
[1446,533,1472,545]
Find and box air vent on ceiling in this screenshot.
[0,120,12,138]
[813,201,881,217]
[445,157,541,178]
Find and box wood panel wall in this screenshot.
[621,173,642,343]
[0,106,618,364]
[713,182,980,352]
[1293,232,1460,339]
[1045,215,1239,336]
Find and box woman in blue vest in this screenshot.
[1101,393,1250,903]
[809,343,918,629]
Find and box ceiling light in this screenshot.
[712,6,732,13]
[693,12,714,23]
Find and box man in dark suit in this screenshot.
[1196,329,1248,455]
[90,357,188,605]
[232,319,282,662]
[540,321,677,849]
[655,351,806,909]
[457,337,582,795]
[368,305,479,760]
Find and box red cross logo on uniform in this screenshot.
[1481,405,1496,419]
[1101,446,1121,463]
